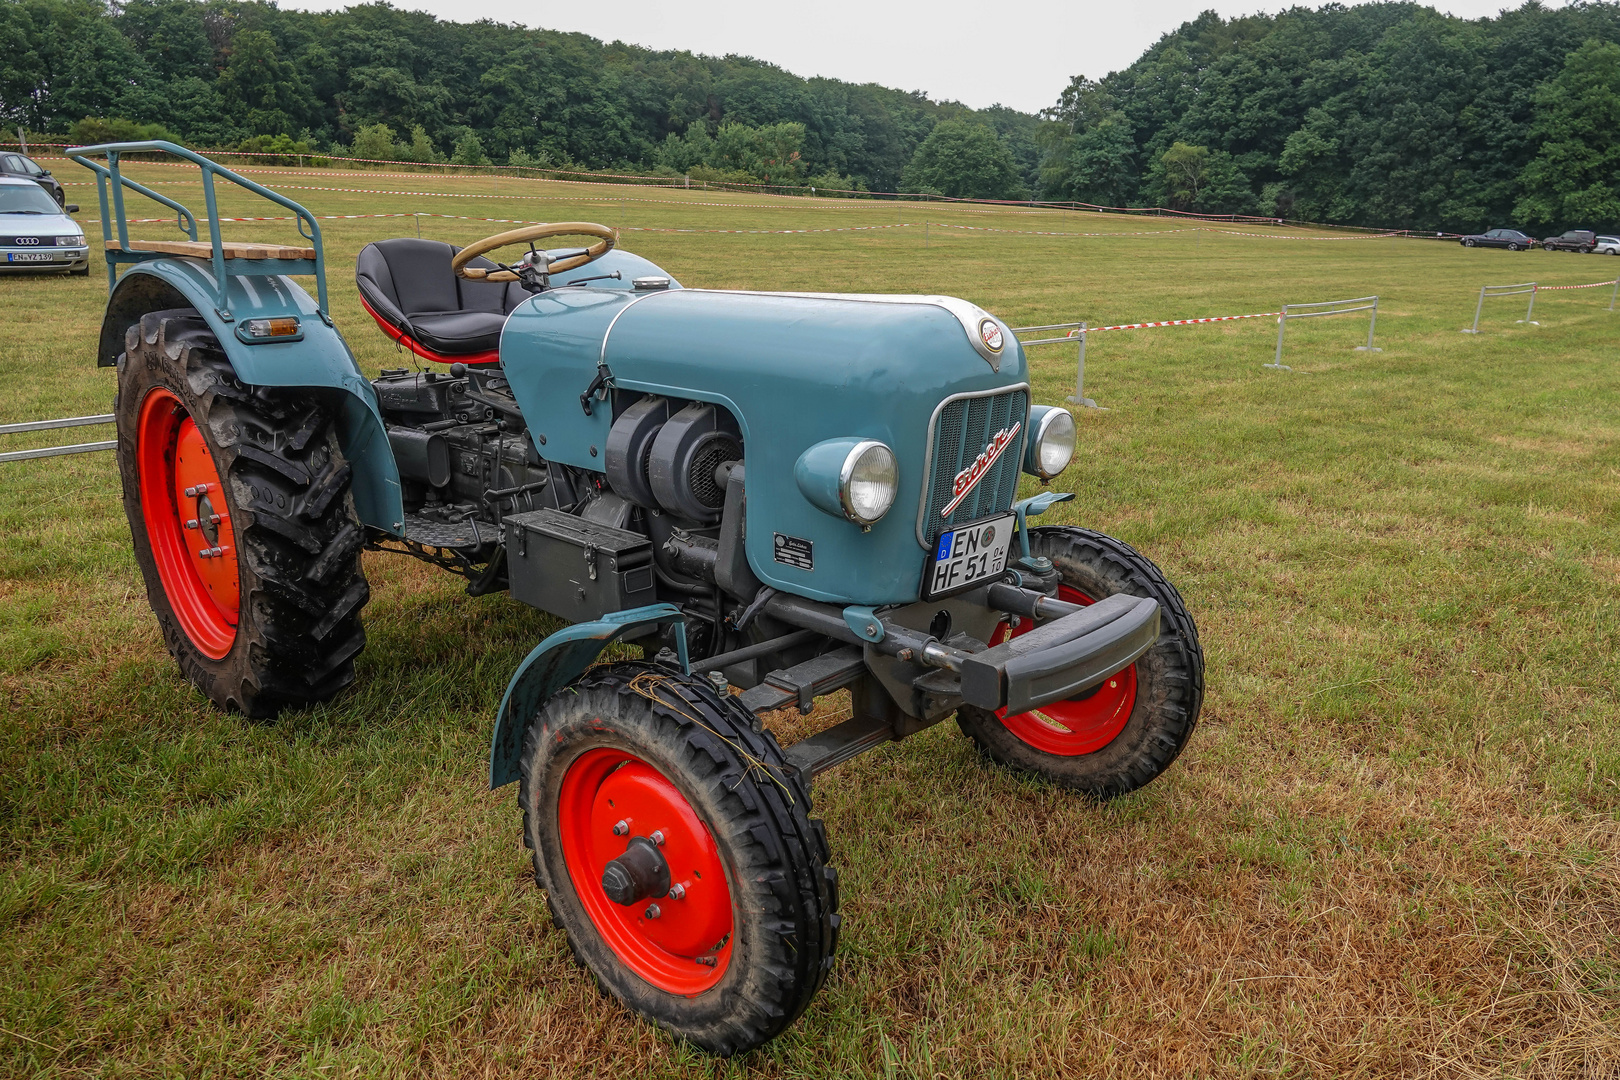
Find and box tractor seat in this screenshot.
[355,238,529,359]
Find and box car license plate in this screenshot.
[924,514,1015,599]
[6,252,59,263]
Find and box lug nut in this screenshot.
[644,904,661,919]
[183,485,197,497]
[611,819,629,836]
[650,830,666,846]
[669,883,686,900]
[185,519,199,530]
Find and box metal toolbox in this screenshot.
[504,508,657,622]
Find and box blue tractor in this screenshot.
[78,144,1204,1053]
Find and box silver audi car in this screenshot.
[0,177,88,275]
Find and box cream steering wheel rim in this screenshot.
[451,222,618,283]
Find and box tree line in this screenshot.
[3,1,1618,232]
[0,0,1041,197]
[1041,2,1620,233]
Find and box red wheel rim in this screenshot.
[991,584,1137,756]
[136,388,239,659]
[558,747,733,995]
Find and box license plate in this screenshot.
[6,252,59,263]
[924,514,1015,599]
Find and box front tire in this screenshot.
[1464,238,1476,247]
[956,526,1204,798]
[519,663,840,1055]
[115,310,369,717]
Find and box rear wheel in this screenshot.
[956,526,1204,798]
[519,663,839,1055]
[115,309,369,717]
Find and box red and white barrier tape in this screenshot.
[1084,311,1282,333]
[88,210,920,236]
[1536,279,1620,291]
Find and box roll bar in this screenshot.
[68,140,330,323]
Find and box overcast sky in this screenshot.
[288,1,1551,114]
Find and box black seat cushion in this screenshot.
[406,311,510,355]
[356,238,528,356]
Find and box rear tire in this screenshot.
[956,526,1204,798]
[115,309,369,717]
[519,662,839,1055]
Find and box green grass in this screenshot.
[3,162,1619,1078]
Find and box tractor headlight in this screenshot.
[796,437,899,527]
[840,440,899,525]
[1024,406,1076,479]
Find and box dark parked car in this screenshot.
[1461,229,1537,250]
[0,152,66,206]
[1543,229,1596,252]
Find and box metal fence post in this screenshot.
[1462,285,1486,334]
[1065,322,1100,409]
[1356,296,1382,351]
[1611,277,1619,312]
[1265,306,1292,369]
[1519,285,1538,325]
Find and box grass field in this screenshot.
[3,162,1619,1079]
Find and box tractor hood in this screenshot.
[498,284,1029,605]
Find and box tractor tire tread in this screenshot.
[115,311,369,718]
[518,662,837,1056]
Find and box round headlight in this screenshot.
[840,440,899,525]
[1027,407,1076,479]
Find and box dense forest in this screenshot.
[1043,2,1620,232]
[0,0,1041,195]
[2,1,1620,232]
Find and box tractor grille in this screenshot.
[917,386,1030,548]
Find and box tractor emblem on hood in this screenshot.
[942,421,1021,516]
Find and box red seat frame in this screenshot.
[359,294,501,366]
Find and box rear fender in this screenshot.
[102,261,404,535]
[489,604,689,789]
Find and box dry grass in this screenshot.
[1,162,1617,1078]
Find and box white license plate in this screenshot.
[6,252,59,263]
[925,514,1015,599]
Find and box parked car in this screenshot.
[1594,235,1620,256]
[0,177,87,275]
[0,152,66,206]
[1543,229,1596,252]
[1460,229,1537,250]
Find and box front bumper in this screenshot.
[960,593,1160,713]
[1,247,88,272]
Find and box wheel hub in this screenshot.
[136,388,239,659]
[993,584,1138,756]
[558,748,733,994]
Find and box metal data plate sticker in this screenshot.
[925,513,1015,599]
[773,533,814,571]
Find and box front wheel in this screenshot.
[1544,243,1556,251]
[519,663,840,1055]
[1463,239,1476,247]
[956,526,1204,798]
[115,310,370,717]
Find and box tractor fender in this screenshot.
[490,604,689,788]
[101,261,404,535]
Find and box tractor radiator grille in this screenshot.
[917,386,1029,548]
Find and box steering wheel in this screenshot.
[451,222,618,283]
